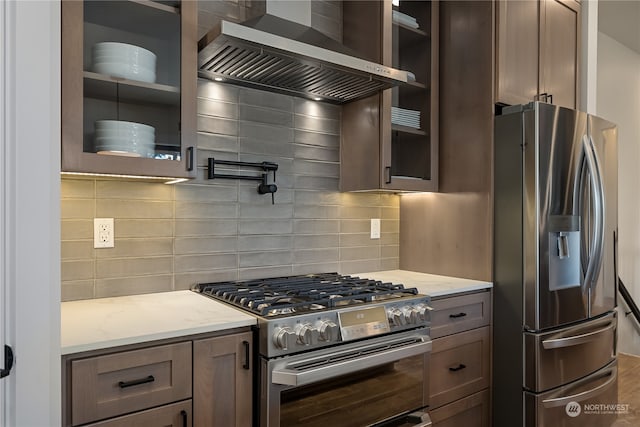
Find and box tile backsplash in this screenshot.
[61,81,399,301]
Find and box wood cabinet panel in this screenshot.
[429,326,491,409]
[430,389,490,427]
[539,0,580,109]
[193,332,253,427]
[71,342,192,426]
[496,0,580,109]
[86,400,192,427]
[430,291,491,339]
[496,0,539,106]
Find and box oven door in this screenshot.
[261,328,432,427]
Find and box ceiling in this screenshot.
[599,0,640,54]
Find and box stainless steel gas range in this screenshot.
[194,273,433,427]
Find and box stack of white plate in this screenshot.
[391,106,421,129]
[94,120,155,158]
[92,42,156,83]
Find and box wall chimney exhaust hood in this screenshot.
[198,2,408,104]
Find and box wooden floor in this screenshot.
[612,353,640,426]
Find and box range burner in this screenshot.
[194,272,419,317]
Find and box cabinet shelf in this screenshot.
[129,0,179,14]
[405,80,427,90]
[393,21,429,38]
[392,124,427,136]
[84,71,180,105]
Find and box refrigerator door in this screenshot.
[524,103,590,330]
[523,311,616,392]
[524,359,618,427]
[586,114,617,318]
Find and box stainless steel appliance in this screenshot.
[494,102,618,426]
[198,2,408,104]
[194,273,433,427]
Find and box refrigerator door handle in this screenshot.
[541,321,615,349]
[588,134,606,292]
[581,134,605,293]
[541,366,616,408]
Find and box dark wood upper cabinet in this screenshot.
[496,0,580,109]
[61,0,197,180]
[342,0,439,192]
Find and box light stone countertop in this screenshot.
[61,290,256,355]
[354,270,492,297]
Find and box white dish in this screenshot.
[95,129,155,139]
[95,120,155,133]
[94,136,155,147]
[93,42,156,61]
[93,62,155,83]
[93,54,156,68]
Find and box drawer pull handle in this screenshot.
[180,410,188,427]
[243,340,250,370]
[449,364,466,372]
[449,312,467,319]
[118,375,155,388]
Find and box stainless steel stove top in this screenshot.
[194,273,431,358]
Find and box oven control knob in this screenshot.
[387,308,406,326]
[318,320,338,342]
[402,306,418,324]
[273,327,296,350]
[296,324,318,345]
[415,304,433,322]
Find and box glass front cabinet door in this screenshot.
[341,0,438,192]
[61,0,197,180]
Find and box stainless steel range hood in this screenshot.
[198,7,408,104]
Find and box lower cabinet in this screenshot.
[63,330,253,427]
[430,390,490,427]
[193,331,253,427]
[85,401,192,427]
[428,290,492,426]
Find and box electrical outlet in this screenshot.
[94,218,114,248]
[370,218,381,239]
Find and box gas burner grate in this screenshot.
[194,273,418,317]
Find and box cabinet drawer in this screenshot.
[430,389,490,427]
[430,291,491,339]
[71,342,192,426]
[429,326,490,409]
[86,400,192,427]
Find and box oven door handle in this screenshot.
[271,339,431,387]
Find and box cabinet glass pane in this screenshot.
[390,1,432,181]
[82,1,182,161]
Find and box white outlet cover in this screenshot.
[370,218,381,239]
[94,218,114,248]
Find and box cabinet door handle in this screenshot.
[186,146,194,171]
[0,345,14,379]
[449,312,467,319]
[242,340,250,370]
[118,375,155,388]
[449,363,466,372]
[180,410,188,427]
[385,166,392,184]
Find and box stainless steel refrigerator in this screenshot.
[493,102,618,427]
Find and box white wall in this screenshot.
[3,1,61,425]
[597,32,640,355]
